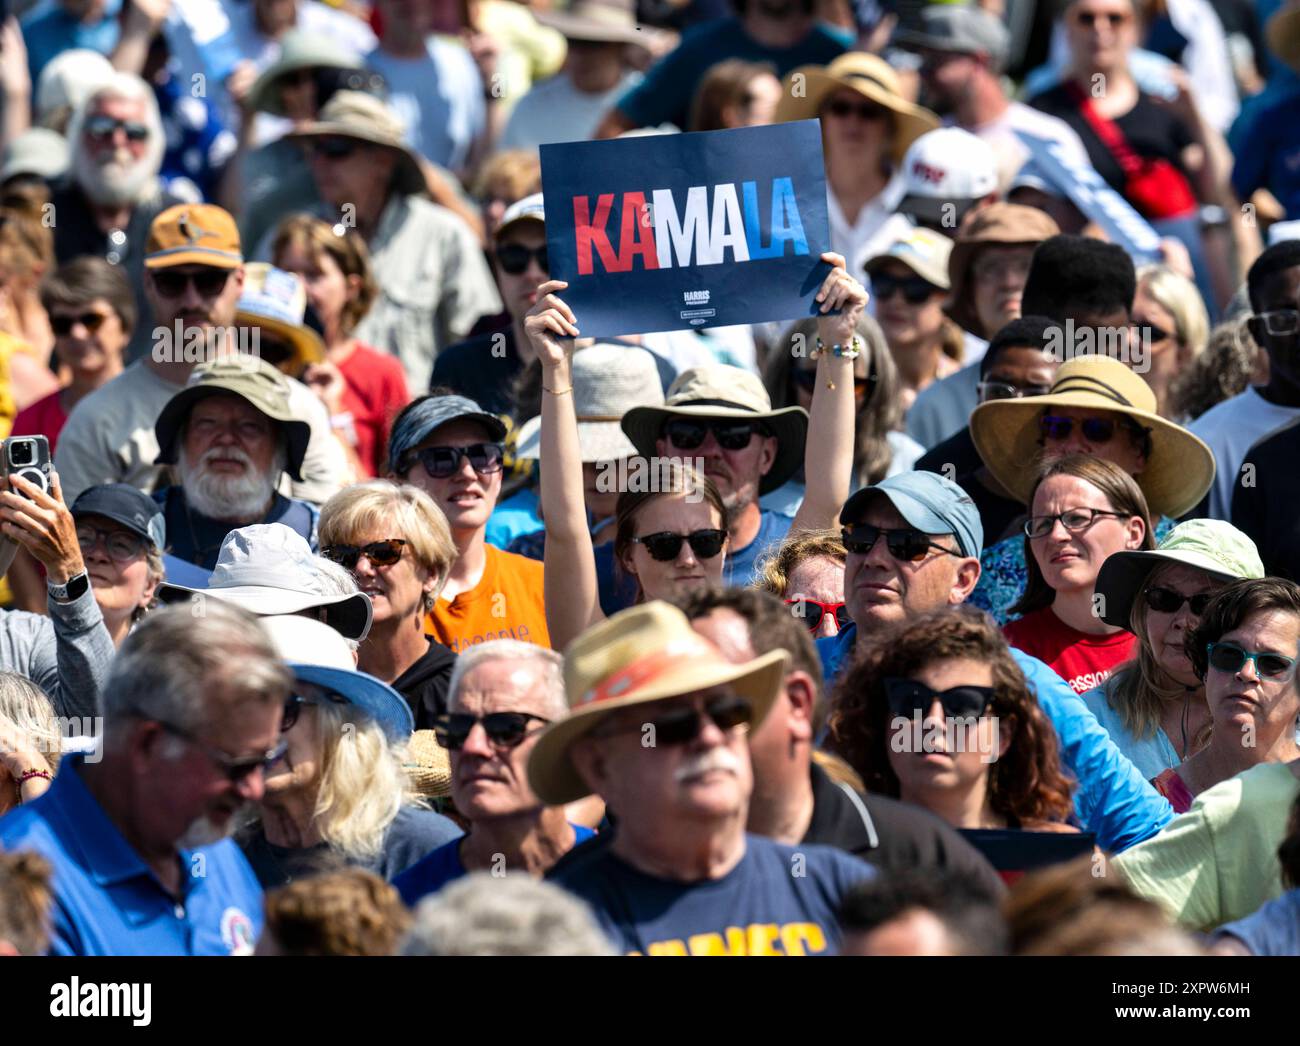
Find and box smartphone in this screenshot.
[2,435,52,499]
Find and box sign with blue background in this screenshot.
[541,122,833,337]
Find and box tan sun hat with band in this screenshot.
[969,354,1215,519]
[526,601,790,806]
[774,52,940,164]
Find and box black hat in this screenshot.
[70,484,166,550]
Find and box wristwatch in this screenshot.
[48,572,89,603]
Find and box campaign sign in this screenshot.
[1014,130,1163,264]
[540,122,832,337]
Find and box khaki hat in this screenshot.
[621,364,808,495]
[235,263,326,376]
[1094,519,1265,630]
[947,203,1060,333]
[289,90,426,198]
[244,30,362,117]
[774,53,940,164]
[1267,2,1300,73]
[146,204,243,270]
[153,355,312,481]
[865,226,953,289]
[969,355,1215,518]
[403,730,453,799]
[536,0,649,45]
[526,602,790,806]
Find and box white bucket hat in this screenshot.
[155,523,372,641]
[514,343,664,462]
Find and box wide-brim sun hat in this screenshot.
[260,615,414,742]
[969,354,1215,519]
[245,30,363,117]
[155,523,373,641]
[288,90,426,197]
[235,263,326,374]
[526,601,790,806]
[1094,519,1265,630]
[515,343,664,462]
[774,52,940,165]
[946,203,1060,332]
[403,730,453,799]
[535,0,650,45]
[621,363,808,495]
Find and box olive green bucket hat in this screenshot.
[1094,519,1266,630]
[153,355,312,481]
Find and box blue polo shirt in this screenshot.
[0,755,263,956]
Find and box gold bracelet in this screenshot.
[543,385,573,396]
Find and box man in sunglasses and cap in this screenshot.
[388,392,549,654]
[0,602,289,955]
[531,602,873,955]
[820,469,1175,854]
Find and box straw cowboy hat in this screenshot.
[289,90,426,197]
[403,730,453,799]
[1267,1,1300,73]
[514,343,664,462]
[970,354,1215,518]
[526,602,790,806]
[774,52,940,164]
[621,364,808,494]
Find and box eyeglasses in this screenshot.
[496,243,548,275]
[404,443,505,479]
[150,268,232,299]
[1074,10,1131,27]
[148,718,288,783]
[76,524,148,562]
[1144,586,1214,616]
[280,688,349,732]
[663,418,764,451]
[595,694,754,746]
[870,273,941,305]
[1023,507,1128,539]
[884,677,996,719]
[433,711,550,750]
[84,115,150,142]
[1038,413,1150,447]
[51,311,111,336]
[977,380,1053,403]
[824,98,889,122]
[1257,309,1300,337]
[631,529,727,562]
[786,598,850,631]
[793,368,876,403]
[1206,641,1297,680]
[310,137,361,160]
[841,524,958,563]
[322,538,406,571]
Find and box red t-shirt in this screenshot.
[11,389,68,454]
[1002,606,1136,695]
[336,343,411,477]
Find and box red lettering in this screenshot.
[617,192,659,272]
[574,194,620,275]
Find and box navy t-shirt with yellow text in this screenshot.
[548,833,872,955]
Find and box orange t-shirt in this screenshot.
[425,544,551,653]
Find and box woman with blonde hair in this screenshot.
[1133,264,1210,421]
[239,615,462,888]
[0,672,60,815]
[756,527,849,639]
[319,480,458,727]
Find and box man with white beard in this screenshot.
[0,602,288,955]
[50,73,182,362]
[150,357,319,570]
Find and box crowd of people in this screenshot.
[0,0,1298,958]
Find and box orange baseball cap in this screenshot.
[145,204,243,270]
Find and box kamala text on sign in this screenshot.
[541,122,832,337]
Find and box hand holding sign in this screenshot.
[525,279,581,381]
[814,252,868,348]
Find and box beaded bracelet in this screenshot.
[811,335,863,360]
[19,768,51,785]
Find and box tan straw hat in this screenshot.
[970,354,1215,518]
[946,203,1060,333]
[774,52,940,164]
[621,364,808,494]
[535,0,650,45]
[526,602,790,806]
[404,730,453,800]
[289,90,426,197]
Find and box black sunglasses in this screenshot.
[663,418,765,451]
[51,311,111,336]
[150,268,232,299]
[1038,414,1149,447]
[404,442,505,479]
[824,98,889,121]
[1206,642,1296,680]
[433,711,550,750]
[841,524,957,563]
[597,694,754,747]
[281,688,349,732]
[85,115,149,142]
[786,598,850,631]
[884,677,996,719]
[1075,10,1130,27]
[310,137,361,160]
[1144,586,1213,616]
[496,243,548,276]
[871,273,941,305]
[632,528,726,562]
[154,720,288,782]
[322,538,406,571]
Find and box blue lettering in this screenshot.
[742,178,808,259]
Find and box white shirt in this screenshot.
[1189,387,1300,519]
[827,175,912,278]
[500,70,642,150]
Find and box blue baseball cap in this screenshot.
[388,394,507,476]
[70,483,166,551]
[839,471,983,558]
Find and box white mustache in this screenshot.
[674,747,741,783]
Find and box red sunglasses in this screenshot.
[785,598,850,631]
